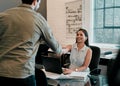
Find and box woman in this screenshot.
[63,28,92,86]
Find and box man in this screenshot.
[0,0,62,86]
[107,49,120,86]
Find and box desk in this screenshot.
[45,71,88,86]
[47,78,85,86]
[99,54,116,66]
[99,54,116,76]
[56,79,85,86]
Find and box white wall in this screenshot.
[47,0,92,46]
[0,0,92,46]
[0,0,21,12]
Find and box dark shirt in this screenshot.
[107,50,120,86]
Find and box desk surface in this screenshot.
[100,53,117,59]
[56,79,85,86]
[100,53,116,66]
[45,71,89,86]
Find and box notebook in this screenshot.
[41,55,63,74]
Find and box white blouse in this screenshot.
[69,43,90,72]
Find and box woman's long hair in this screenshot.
[76,28,89,46]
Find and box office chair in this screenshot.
[61,46,101,86]
[35,44,60,86]
[61,54,70,68]
[35,65,48,86]
[88,45,101,86]
[35,64,60,86]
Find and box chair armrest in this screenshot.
[90,68,101,75]
[88,68,101,86]
[35,64,45,69]
[88,75,99,85]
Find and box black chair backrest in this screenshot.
[61,54,70,68]
[89,46,101,71]
[35,44,49,64]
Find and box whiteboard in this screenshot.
[65,0,82,38]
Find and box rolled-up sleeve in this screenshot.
[37,14,62,54]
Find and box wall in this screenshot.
[0,0,21,12]
[47,0,92,46]
[0,0,92,46]
[37,0,47,19]
[0,0,47,19]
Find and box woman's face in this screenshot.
[76,30,87,43]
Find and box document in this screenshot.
[45,71,89,81]
[45,71,72,79]
[69,71,89,80]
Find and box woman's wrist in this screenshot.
[75,68,79,72]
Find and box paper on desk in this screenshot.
[101,53,117,59]
[45,71,73,79]
[45,71,61,79]
[69,71,89,80]
[45,71,89,80]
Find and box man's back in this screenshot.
[0,0,62,86]
[0,5,44,78]
[107,50,120,86]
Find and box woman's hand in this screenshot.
[63,68,74,75]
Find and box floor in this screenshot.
[98,65,107,76]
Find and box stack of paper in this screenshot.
[69,71,89,80]
[45,71,72,79]
[45,71,89,81]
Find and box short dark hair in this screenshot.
[21,0,40,4]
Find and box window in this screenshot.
[93,0,120,45]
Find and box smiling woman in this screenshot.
[62,28,92,86]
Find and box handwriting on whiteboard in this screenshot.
[65,0,82,37]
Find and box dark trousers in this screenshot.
[0,75,36,86]
[35,67,48,86]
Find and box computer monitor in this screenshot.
[41,55,63,74]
